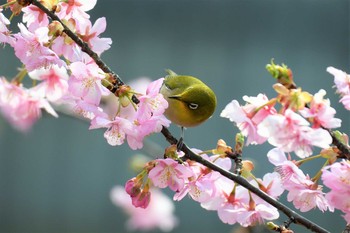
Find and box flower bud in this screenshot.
[131,189,151,209]
[242,160,254,172]
[266,59,296,89]
[9,0,24,15]
[320,147,339,164]
[116,85,133,107]
[333,130,349,146]
[241,160,254,179]
[40,0,59,11]
[216,139,233,154]
[48,21,64,38]
[125,178,141,197]
[234,133,244,154]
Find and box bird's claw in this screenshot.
[177,137,184,151]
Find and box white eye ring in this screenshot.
[188,103,199,110]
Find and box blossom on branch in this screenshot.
[88,77,170,149]
[147,150,282,227]
[268,148,333,212]
[327,66,350,110]
[174,151,232,203]
[68,61,108,105]
[258,109,332,158]
[0,78,58,131]
[327,66,350,95]
[0,9,14,45]
[90,115,133,146]
[220,94,276,145]
[79,17,112,55]
[111,186,178,232]
[13,24,65,71]
[322,160,350,223]
[299,89,341,129]
[57,0,97,32]
[28,65,69,102]
[148,158,193,192]
[22,5,50,30]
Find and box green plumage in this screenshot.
[160,69,217,128]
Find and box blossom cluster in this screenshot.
[220,89,340,159]
[220,63,350,224]
[322,160,350,223]
[327,67,350,110]
[126,149,283,227]
[0,1,169,149]
[111,186,178,232]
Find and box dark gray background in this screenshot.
[0,1,349,232]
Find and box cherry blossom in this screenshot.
[89,115,133,146]
[22,5,49,31]
[28,65,69,102]
[258,109,332,158]
[339,94,350,110]
[0,78,57,131]
[327,66,350,110]
[66,97,104,120]
[125,178,141,198]
[50,19,85,62]
[236,201,279,227]
[220,93,276,145]
[268,148,332,212]
[322,161,350,223]
[79,17,112,55]
[285,178,332,212]
[327,66,350,95]
[68,61,108,105]
[137,78,169,119]
[255,172,284,199]
[0,9,14,45]
[111,186,178,232]
[57,0,97,32]
[218,186,251,225]
[13,24,65,71]
[174,151,231,203]
[322,160,350,192]
[267,148,309,182]
[148,158,193,192]
[127,78,170,148]
[299,89,341,129]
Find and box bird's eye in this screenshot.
[188,103,199,110]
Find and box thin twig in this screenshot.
[327,129,350,160]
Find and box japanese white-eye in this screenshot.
[160,69,217,128]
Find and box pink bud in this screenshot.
[125,178,141,197]
[131,190,151,209]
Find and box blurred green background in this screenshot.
[0,0,349,232]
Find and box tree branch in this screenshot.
[327,129,350,160]
[28,1,331,232]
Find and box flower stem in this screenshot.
[312,159,329,183]
[12,67,27,84]
[255,97,277,113]
[297,154,323,165]
[0,0,16,8]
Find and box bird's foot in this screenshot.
[176,137,184,151]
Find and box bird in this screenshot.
[160,69,217,146]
